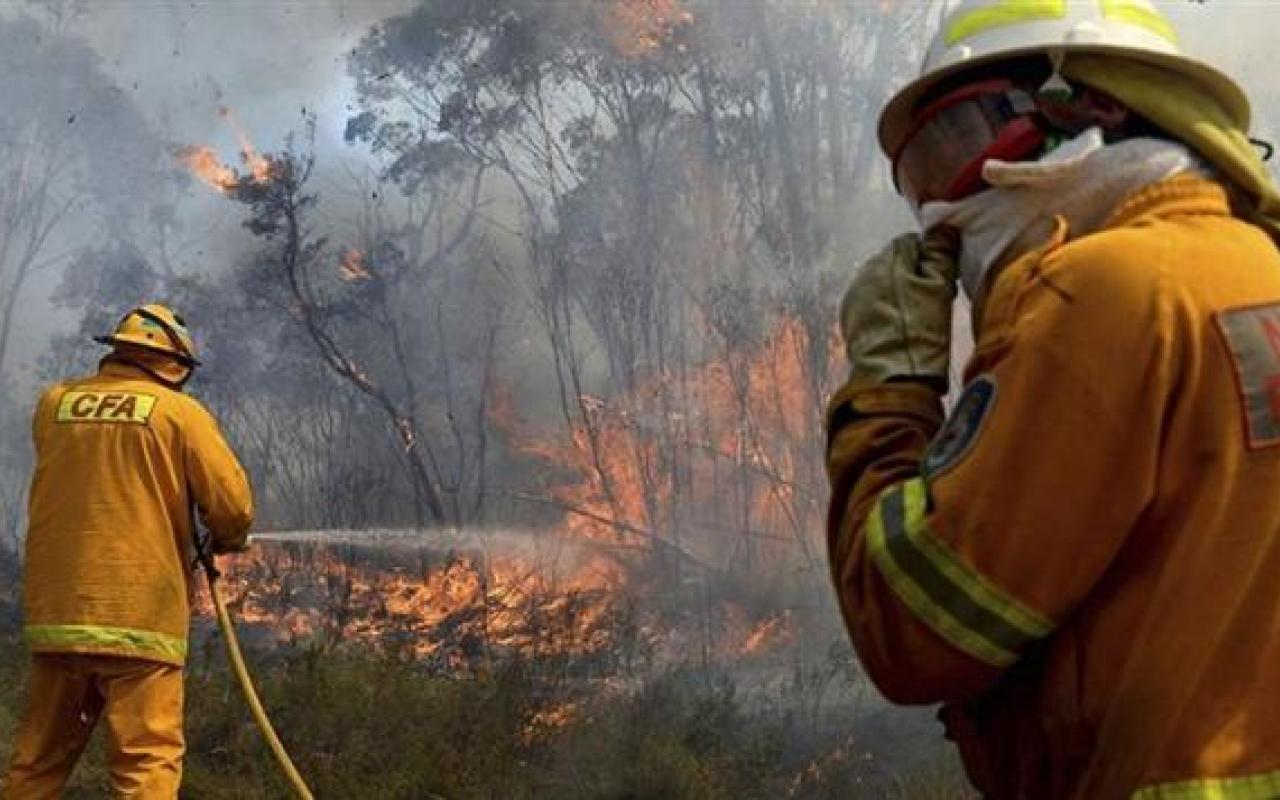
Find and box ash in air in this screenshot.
[0,1,1273,797]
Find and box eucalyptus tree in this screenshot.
[342,1,933,579]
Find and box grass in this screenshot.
[0,627,975,799]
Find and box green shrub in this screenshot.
[0,632,975,799]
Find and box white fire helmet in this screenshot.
[878,0,1251,162]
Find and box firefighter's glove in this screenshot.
[838,228,960,392]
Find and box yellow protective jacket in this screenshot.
[827,176,1280,799]
[22,360,253,666]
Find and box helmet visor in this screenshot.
[892,80,1044,207]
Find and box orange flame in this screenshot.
[197,534,810,679]
[597,0,693,59]
[177,103,274,193]
[522,701,580,744]
[176,145,239,193]
[740,610,797,656]
[338,248,372,282]
[201,315,833,673]
[198,539,633,667]
[494,317,837,562]
[218,105,273,183]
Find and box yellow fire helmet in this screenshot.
[878,0,1250,159]
[94,303,201,367]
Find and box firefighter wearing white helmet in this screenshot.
[826,1,1280,797]
[879,0,1251,162]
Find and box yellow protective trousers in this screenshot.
[2,653,184,799]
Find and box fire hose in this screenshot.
[194,533,315,800]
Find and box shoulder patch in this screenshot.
[1215,302,1280,448]
[56,390,157,425]
[922,375,997,479]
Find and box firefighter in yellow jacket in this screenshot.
[2,304,253,799]
[827,2,1280,798]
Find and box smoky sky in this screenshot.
[76,2,412,154]
[4,0,1279,385]
[2,1,414,382]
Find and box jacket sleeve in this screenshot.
[182,399,254,553]
[826,230,1171,704]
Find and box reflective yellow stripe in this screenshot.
[26,623,187,662]
[946,0,1067,46]
[56,390,157,424]
[1101,0,1178,45]
[1133,769,1280,800]
[865,478,1054,667]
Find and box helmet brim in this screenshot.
[878,44,1251,160]
[94,334,203,367]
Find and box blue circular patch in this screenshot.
[922,375,997,479]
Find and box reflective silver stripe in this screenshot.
[866,478,1053,666]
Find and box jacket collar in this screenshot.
[1104,173,1232,229]
[99,358,164,384]
[975,175,1230,337]
[99,348,193,388]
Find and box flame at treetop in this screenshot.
[176,103,274,193]
[338,248,372,282]
[217,104,273,183]
[597,0,693,59]
[175,145,239,192]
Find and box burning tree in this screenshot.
[188,123,494,528]
[339,0,936,590]
[153,0,955,683]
